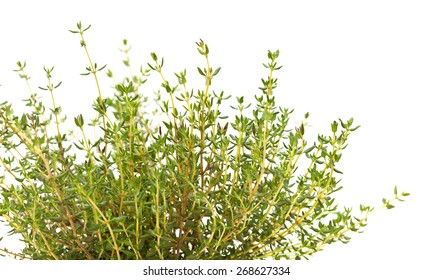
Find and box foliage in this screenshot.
[0,22,409,260]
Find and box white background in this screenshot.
[1,0,432,279]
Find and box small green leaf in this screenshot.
[331,121,338,133]
[74,114,84,127]
[303,145,313,153]
[197,67,205,76]
[350,125,361,132]
[386,204,395,209]
[212,67,221,77]
[82,24,91,32]
[150,52,158,61]
[111,216,128,223]
[333,168,343,174]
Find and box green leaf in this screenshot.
[74,114,84,127]
[212,67,221,77]
[111,216,128,223]
[331,121,338,133]
[350,125,361,132]
[333,168,343,174]
[339,118,347,129]
[197,67,205,76]
[386,204,395,209]
[82,24,91,32]
[150,52,158,61]
[304,146,315,154]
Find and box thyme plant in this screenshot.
[0,22,408,260]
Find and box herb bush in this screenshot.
[0,22,409,260]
